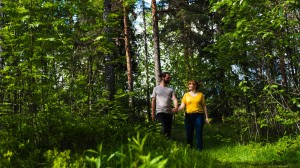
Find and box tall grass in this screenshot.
[79,118,300,167]
[1,111,300,167]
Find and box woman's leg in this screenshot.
[185,114,195,148]
[195,114,204,151]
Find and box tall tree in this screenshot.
[0,0,3,104]
[123,0,134,106]
[104,0,116,100]
[151,0,161,85]
[142,0,151,121]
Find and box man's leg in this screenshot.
[164,113,173,138]
[157,113,173,139]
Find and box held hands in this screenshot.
[172,107,178,113]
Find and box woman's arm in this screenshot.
[177,102,185,112]
[203,104,209,124]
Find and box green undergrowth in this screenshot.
[205,135,300,167]
[1,112,300,167]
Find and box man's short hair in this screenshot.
[159,72,170,78]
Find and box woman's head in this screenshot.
[188,80,200,91]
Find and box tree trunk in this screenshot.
[151,0,161,86]
[104,0,115,100]
[0,0,3,104]
[279,54,287,87]
[88,55,93,114]
[142,0,151,121]
[183,20,192,80]
[123,3,133,106]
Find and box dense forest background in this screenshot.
[0,0,299,167]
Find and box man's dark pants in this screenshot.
[156,113,173,139]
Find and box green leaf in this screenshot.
[29,22,41,28]
[236,19,246,29]
[21,15,30,22]
[95,36,104,41]
[16,7,29,14]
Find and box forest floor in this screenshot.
[170,120,300,168]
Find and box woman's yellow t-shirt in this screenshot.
[181,92,205,113]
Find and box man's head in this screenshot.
[159,72,171,84]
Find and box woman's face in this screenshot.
[188,82,196,91]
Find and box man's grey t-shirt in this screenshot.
[151,86,174,114]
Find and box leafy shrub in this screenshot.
[85,133,168,168]
[44,149,85,168]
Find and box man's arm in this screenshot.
[172,94,178,112]
[151,98,156,121]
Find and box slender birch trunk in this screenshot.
[151,0,161,86]
[142,0,151,121]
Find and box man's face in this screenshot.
[163,74,170,84]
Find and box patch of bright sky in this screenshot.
[134,0,161,33]
[145,0,151,6]
[141,0,160,7]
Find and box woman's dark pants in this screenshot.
[185,113,204,150]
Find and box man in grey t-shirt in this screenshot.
[151,72,178,138]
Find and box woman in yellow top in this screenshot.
[177,80,209,151]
